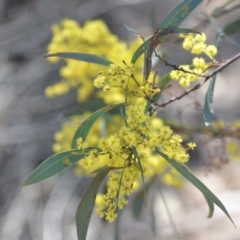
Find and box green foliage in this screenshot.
[122,23,141,37]
[131,0,203,65]
[71,103,123,148]
[159,73,171,89]
[132,147,146,201]
[131,28,200,65]
[46,52,114,66]
[157,0,203,29]
[204,195,214,218]
[132,179,154,219]
[204,74,217,126]
[157,151,235,226]
[76,169,110,240]
[204,32,225,125]
[22,148,97,186]
[21,1,240,239]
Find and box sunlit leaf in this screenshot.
[157,151,235,226]
[204,74,217,126]
[46,52,113,66]
[158,0,203,29]
[22,148,96,186]
[71,103,123,148]
[76,169,109,240]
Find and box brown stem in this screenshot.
[152,51,240,110]
[154,50,207,78]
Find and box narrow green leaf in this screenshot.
[122,23,140,37]
[159,73,171,89]
[216,33,225,58]
[91,165,123,174]
[145,100,152,115]
[132,188,145,220]
[145,28,200,80]
[131,28,200,64]
[46,52,113,66]
[22,148,95,186]
[114,208,122,240]
[209,16,240,49]
[71,103,123,148]
[158,0,203,29]
[157,151,235,226]
[116,168,125,214]
[76,169,109,240]
[151,72,170,105]
[131,38,151,64]
[204,195,214,218]
[203,32,225,126]
[151,193,156,236]
[149,7,157,30]
[131,0,203,64]
[119,106,127,127]
[132,147,146,202]
[204,74,217,126]
[209,16,225,34]
[132,178,154,219]
[224,19,240,35]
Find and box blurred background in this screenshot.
[1,0,240,239]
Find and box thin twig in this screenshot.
[152,51,240,112]
[154,49,208,78]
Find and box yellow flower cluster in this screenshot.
[181,33,217,57]
[46,19,199,222]
[170,33,218,87]
[46,19,144,103]
[94,63,161,102]
[94,64,134,90]
[52,112,123,152]
[75,98,196,221]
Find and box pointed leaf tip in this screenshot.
[157,151,235,227]
[22,148,95,186]
[71,103,123,149]
[204,74,217,126]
